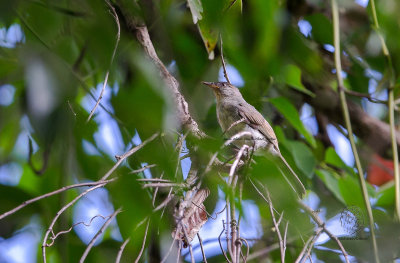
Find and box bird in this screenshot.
[202,81,306,197]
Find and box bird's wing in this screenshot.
[237,103,280,151]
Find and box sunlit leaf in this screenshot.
[284,141,316,178]
[269,97,316,148]
[282,64,315,97]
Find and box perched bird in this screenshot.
[203,81,306,197]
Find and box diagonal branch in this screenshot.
[116,1,206,139]
[87,0,121,122]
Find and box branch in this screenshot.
[115,238,130,263]
[266,189,286,263]
[42,183,109,263]
[0,179,116,220]
[331,1,379,262]
[100,132,159,181]
[80,208,122,262]
[116,3,206,139]
[134,218,150,263]
[299,202,350,263]
[87,0,121,122]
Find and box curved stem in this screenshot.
[331,1,380,262]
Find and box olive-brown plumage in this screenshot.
[203,81,306,196]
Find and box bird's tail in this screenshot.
[277,154,306,198]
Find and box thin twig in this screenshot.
[344,89,386,104]
[300,228,323,263]
[100,132,159,181]
[295,227,323,263]
[197,233,208,263]
[220,36,230,84]
[218,220,232,263]
[134,218,150,263]
[266,189,285,263]
[115,238,130,263]
[331,1,379,262]
[143,182,183,188]
[0,179,115,220]
[137,178,172,183]
[152,172,165,207]
[229,145,249,180]
[41,132,158,263]
[47,213,116,247]
[130,164,157,174]
[80,208,122,263]
[204,131,252,174]
[153,193,175,212]
[239,237,250,262]
[189,244,195,263]
[87,0,120,122]
[176,241,182,263]
[299,202,350,263]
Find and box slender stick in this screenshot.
[0,179,115,220]
[220,36,231,84]
[87,0,120,122]
[266,190,285,263]
[115,238,130,263]
[42,183,108,263]
[134,218,150,263]
[331,1,379,262]
[197,233,208,263]
[80,208,122,263]
[100,133,159,181]
[299,202,350,263]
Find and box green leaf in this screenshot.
[284,141,316,178]
[324,147,355,175]
[269,97,316,148]
[305,13,333,45]
[376,183,395,207]
[198,20,218,59]
[187,0,203,24]
[283,64,315,97]
[338,174,367,208]
[316,169,345,204]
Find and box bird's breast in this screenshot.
[217,103,270,152]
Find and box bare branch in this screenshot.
[229,144,249,179]
[137,177,171,183]
[80,208,122,263]
[220,36,230,84]
[130,164,157,174]
[295,227,323,263]
[42,183,108,263]
[116,7,206,138]
[134,218,150,263]
[266,189,286,263]
[87,0,120,122]
[197,233,208,263]
[101,132,159,181]
[300,228,323,263]
[218,220,232,263]
[299,202,350,263]
[0,179,115,221]
[47,213,116,247]
[115,238,130,263]
[143,182,183,188]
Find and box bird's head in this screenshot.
[202,81,243,101]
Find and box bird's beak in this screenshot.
[202,81,219,89]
